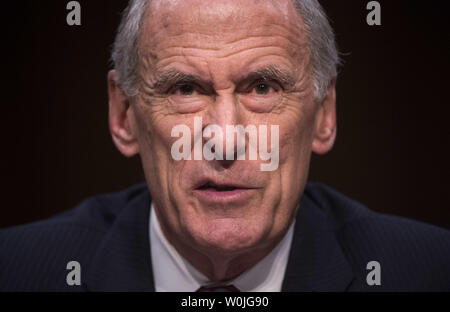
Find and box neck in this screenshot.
[169,235,281,282]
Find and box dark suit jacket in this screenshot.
[1,183,449,291]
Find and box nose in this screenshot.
[204,92,242,168]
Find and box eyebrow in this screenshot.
[152,70,207,92]
[152,65,297,93]
[241,66,297,89]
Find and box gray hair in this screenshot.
[111,0,339,102]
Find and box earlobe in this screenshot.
[312,80,337,155]
[108,70,140,157]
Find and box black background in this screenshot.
[1,0,449,229]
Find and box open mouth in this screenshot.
[197,181,240,192]
[193,179,256,203]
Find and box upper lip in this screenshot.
[193,178,256,190]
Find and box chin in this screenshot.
[185,216,271,255]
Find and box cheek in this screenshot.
[134,99,195,158]
[282,120,314,163]
[133,101,209,199]
[276,100,317,166]
[132,102,189,193]
[268,100,317,226]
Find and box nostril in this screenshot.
[217,159,235,169]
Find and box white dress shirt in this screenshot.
[150,203,295,292]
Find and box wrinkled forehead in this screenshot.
[140,0,308,54]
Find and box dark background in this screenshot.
[1,0,449,229]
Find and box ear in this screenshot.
[108,70,139,157]
[312,80,337,155]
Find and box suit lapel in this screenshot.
[84,189,155,291]
[282,191,354,291]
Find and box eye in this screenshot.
[174,84,196,96]
[252,81,279,95]
[254,83,271,95]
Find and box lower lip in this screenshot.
[192,188,256,204]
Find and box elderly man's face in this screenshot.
[109,0,335,262]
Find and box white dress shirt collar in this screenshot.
[150,203,295,292]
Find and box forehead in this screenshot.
[141,0,308,58]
